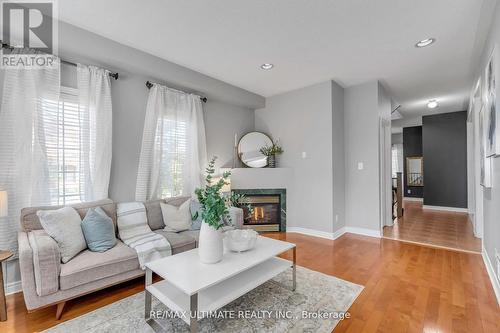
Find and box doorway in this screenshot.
[384,106,481,253]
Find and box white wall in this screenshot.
[474,0,500,298]
[255,81,343,234]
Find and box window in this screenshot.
[43,87,84,205]
[135,86,206,201]
[391,144,403,178]
[157,116,188,198]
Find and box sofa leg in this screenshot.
[56,302,66,320]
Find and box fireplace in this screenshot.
[232,189,286,232]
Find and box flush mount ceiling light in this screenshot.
[415,38,436,48]
[427,100,439,109]
[260,63,274,70]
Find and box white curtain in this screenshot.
[0,51,61,254]
[77,64,113,201]
[136,83,207,201]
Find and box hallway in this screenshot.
[383,201,481,253]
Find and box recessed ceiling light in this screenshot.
[427,100,438,109]
[260,63,274,70]
[415,38,436,48]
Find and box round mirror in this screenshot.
[238,132,272,168]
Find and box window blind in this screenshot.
[42,87,85,205]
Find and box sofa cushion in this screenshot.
[154,230,196,254]
[82,207,117,252]
[37,207,87,263]
[161,199,191,232]
[143,200,164,230]
[27,230,60,296]
[59,240,139,290]
[178,230,200,246]
[20,199,116,232]
[144,197,191,231]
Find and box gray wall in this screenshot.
[0,22,262,287]
[255,81,341,233]
[391,133,403,145]
[403,126,424,198]
[204,101,255,170]
[331,81,346,233]
[391,116,422,130]
[378,83,393,227]
[54,21,262,202]
[422,112,468,208]
[344,81,387,233]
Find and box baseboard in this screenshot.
[287,227,346,240]
[345,227,381,238]
[403,197,423,202]
[333,227,346,239]
[5,279,22,295]
[482,245,500,306]
[422,205,468,213]
[287,226,381,240]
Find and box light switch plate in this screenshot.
[301,152,307,159]
[357,162,364,170]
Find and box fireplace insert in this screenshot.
[232,189,286,232]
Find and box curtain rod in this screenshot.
[1,41,119,80]
[145,81,207,103]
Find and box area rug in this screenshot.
[44,266,363,333]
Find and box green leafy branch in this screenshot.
[194,157,232,230]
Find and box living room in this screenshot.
[1,1,500,332]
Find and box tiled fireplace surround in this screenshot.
[230,167,291,232]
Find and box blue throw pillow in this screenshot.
[81,207,117,252]
[190,200,203,230]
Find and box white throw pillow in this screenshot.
[37,206,87,263]
[161,199,192,232]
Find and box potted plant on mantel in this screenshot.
[259,139,284,168]
[195,156,242,264]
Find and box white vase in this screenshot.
[198,222,223,264]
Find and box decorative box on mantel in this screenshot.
[230,168,292,233]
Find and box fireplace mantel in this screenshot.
[230,168,293,190]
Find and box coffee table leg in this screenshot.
[145,268,152,320]
[292,246,296,291]
[190,293,198,333]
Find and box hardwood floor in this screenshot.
[383,201,482,253]
[1,232,498,332]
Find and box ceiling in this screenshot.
[59,0,491,116]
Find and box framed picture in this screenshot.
[480,104,493,187]
[473,78,493,188]
[484,46,499,157]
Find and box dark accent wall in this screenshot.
[403,126,423,198]
[422,111,468,208]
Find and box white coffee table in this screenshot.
[144,236,296,332]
